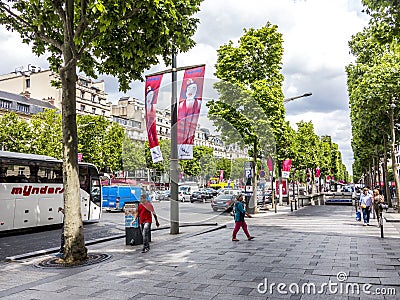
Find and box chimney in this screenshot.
[21,91,31,99]
[46,97,55,105]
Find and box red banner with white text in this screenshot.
[145,74,163,163]
[177,65,205,159]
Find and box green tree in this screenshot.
[231,158,249,182]
[294,121,320,175]
[103,122,125,172]
[0,0,203,263]
[199,150,217,186]
[30,109,62,158]
[215,158,232,180]
[208,23,285,212]
[77,115,124,172]
[0,112,32,152]
[122,137,147,173]
[180,146,210,179]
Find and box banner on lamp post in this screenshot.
[177,65,205,159]
[145,74,163,163]
[315,167,321,178]
[282,159,292,179]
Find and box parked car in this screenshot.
[202,188,218,197]
[190,191,208,203]
[217,188,241,197]
[211,194,235,212]
[156,190,170,201]
[257,190,272,205]
[179,191,190,202]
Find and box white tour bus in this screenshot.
[0,151,102,232]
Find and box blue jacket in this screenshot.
[234,201,245,222]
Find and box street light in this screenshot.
[283,92,312,104]
[274,92,312,206]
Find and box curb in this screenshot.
[384,217,400,223]
[5,223,222,262]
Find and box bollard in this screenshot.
[380,203,389,238]
[295,198,297,210]
[290,200,293,212]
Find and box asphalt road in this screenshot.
[0,200,232,261]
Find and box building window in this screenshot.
[80,79,89,86]
[26,78,30,88]
[0,99,12,109]
[81,91,85,99]
[92,107,96,114]
[81,105,85,111]
[102,110,105,116]
[91,94,96,102]
[16,103,29,113]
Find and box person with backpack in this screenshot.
[232,194,254,241]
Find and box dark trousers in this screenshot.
[140,222,151,250]
[362,207,371,224]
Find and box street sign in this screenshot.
[259,170,266,178]
[244,162,253,178]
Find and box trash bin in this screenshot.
[124,202,143,245]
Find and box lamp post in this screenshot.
[389,97,400,213]
[276,92,312,206]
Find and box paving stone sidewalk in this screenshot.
[1,205,400,300]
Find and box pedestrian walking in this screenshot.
[359,187,373,226]
[232,194,254,241]
[372,189,384,227]
[134,194,160,253]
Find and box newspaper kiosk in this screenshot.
[124,203,143,245]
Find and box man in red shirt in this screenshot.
[135,194,160,253]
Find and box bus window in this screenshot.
[90,178,101,206]
[0,167,7,182]
[79,165,89,192]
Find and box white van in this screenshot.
[178,182,199,201]
[179,185,199,194]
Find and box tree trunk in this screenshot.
[59,1,87,262]
[60,61,87,263]
[383,137,391,207]
[249,139,257,214]
[390,107,400,212]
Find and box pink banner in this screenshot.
[282,159,292,171]
[267,157,273,173]
[219,170,224,181]
[282,159,292,179]
[145,74,163,163]
[315,167,321,178]
[177,65,206,159]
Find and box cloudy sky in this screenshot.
[0,0,370,174]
